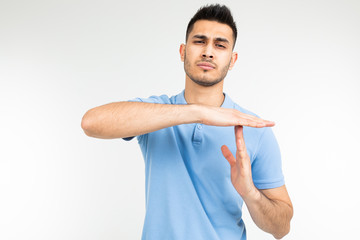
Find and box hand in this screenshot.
[221,125,258,200]
[222,126,293,239]
[196,104,275,128]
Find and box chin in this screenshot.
[191,77,223,87]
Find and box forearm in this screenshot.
[81,102,200,139]
[243,189,293,239]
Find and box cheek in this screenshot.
[186,45,201,58]
[220,52,233,65]
[184,49,193,60]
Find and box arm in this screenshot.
[221,126,293,239]
[81,101,275,139]
[247,186,293,239]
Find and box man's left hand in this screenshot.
[221,125,258,200]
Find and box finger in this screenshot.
[242,118,274,128]
[235,126,248,159]
[260,119,275,127]
[237,113,275,128]
[236,119,267,128]
[221,145,236,167]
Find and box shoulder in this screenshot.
[128,91,184,105]
[128,93,172,104]
[224,93,260,118]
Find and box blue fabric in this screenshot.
[123,90,285,240]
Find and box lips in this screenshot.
[197,62,215,70]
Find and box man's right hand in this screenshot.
[81,102,274,139]
[196,104,274,128]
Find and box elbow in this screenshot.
[273,225,290,239]
[273,214,292,239]
[273,201,293,239]
[81,110,96,137]
[81,109,118,139]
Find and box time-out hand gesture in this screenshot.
[221,125,257,200]
[197,105,275,128]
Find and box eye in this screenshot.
[194,40,205,44]
[216,44,226,48]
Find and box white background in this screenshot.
[1,0,359,239]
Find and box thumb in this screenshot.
[221,145,236,167]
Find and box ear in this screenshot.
[179,44,186,62]
[228,52,238,70]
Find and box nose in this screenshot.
[202,53,213,59]
[202,45,214,59]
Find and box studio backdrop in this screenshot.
[1,0,359,239]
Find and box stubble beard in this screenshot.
[184,54,231,87]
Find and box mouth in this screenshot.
[197,62,215,70]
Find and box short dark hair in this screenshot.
[186,4,237,47]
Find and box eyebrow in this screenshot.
[192,34,230,44]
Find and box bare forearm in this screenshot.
[81,102,200,139]
[243,189,293,239]
[81,99,275,139]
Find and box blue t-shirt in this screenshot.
[123,90,284,240]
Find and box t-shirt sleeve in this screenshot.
[121,95,167,143]
[251,127,285,189]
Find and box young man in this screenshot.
[81,4,293,240]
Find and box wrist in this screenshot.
[187,104,204,124]
[242,186,262,204]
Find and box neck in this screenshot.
[184,77,225,107]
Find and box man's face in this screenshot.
[180,20,237,87]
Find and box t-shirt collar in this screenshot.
[176,89,233,108]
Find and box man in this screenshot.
[81,4,293,240]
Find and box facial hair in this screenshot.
[184,52,231,87]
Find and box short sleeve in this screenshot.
[121,94,169,143]
[251,127,285,189]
